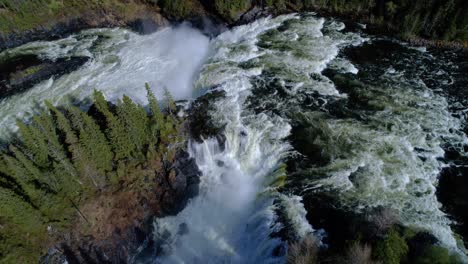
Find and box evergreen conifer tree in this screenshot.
[116,95,149,159]
[68,106,113,187]
[16,121,49,168]
[93,90,136,161]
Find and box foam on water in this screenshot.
[0,11,466,263]
[228,14,466,255]
[0,24,209,137]
[151,14,365,263]
[151,13,467,262]
[153,15,299,263]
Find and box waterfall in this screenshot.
[152,13,467,262]
[0,24,209,137]
[0,12,466,263]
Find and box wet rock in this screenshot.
[301,193,374,253]
[0,18,107,52]
[161,150,201,215]
[186,15,227,37]
[406,232,438,260]
[437,164,468,247]
[0,55,89,98]
[53,224,150,264]
[0,13,168,53]
[188,89,227,145]
[128,18,162,35]
[234,6,273,26]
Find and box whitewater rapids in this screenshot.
[0,24,209,137]
[152,14,467,263]
[0,13,466,263]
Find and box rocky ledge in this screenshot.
[0,54,89,98]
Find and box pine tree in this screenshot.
[163,87,177,115]
[9,146,42,183]
[46,102,91,183]
[145,84,163,155]
[93,90,135,161]
[68,106,113,187]
[32,112,77,179]
[45,101,79,146]
[16,121,49,168]
[116,95,149,159]
[146,83,164,126]
[2,153,49,209]
[0,89,187,261]
[0,187,44,231]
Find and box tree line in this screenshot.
[0,86,183,262]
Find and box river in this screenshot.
[0,13,467,263]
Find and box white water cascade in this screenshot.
[152,13,467,263]
[151,14,362,263]
[0,12,466,263]
[0,24,209,137]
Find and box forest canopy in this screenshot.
[0,86,184,262]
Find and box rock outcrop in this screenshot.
[0,55,89,98]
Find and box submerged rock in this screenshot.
[188,89,227,145]
[0,55,89,98]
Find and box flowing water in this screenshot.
[151,14,467,262]
[0,13,467,263]
[0,24,209,137]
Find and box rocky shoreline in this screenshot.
[1,2,466,53]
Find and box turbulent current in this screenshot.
[0,24,209,137]
[1,13,467,263]
[152,14,467,262]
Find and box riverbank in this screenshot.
[0,0,169,51]
[1,1,467,52]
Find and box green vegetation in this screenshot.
[0,87,183,262]
[156,0,199,19]
[414,245,462,264]
[0,0,466,44]
[371,227,462,264]
[286,225,464,264]
[0,0,155,34]
[265,0,468,42]
[373,228,409,264]
[213,0,250,21]
[9,65,43,81]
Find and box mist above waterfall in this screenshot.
[113,23,210,102]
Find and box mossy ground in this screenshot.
[0,0,160,34]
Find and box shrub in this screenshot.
[344,242,378,264]
[287,235,319,264]
[374,228,409,264]
[413,245,462,264]
[157,0,196,18]
[213,0,250,21]
[370,207,398,235]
